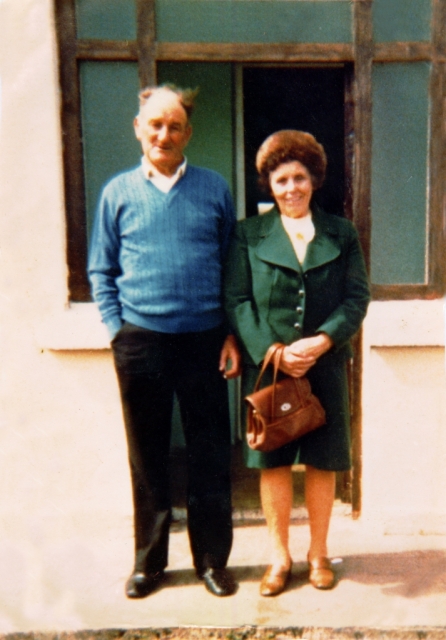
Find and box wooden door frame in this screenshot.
[234,61,362,512]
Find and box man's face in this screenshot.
[134,90,192,176]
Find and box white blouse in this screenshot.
[281,212,315,264]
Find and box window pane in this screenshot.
[76,0,137,40]
[373,0,431,43]
[371,63,430,285]
[156,0,352,44]
[157,62,234,192]
[80,62,140,242]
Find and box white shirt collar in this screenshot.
[141,156,187,193]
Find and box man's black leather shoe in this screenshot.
[125,570,164,598]
[199,567,236,597]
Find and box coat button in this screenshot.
[294,322,301,329]
[296,307,303,314]
[298,289,305,297]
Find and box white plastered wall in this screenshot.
[361,300,446,534]
[0,0,134,629]
[1,0,446,631]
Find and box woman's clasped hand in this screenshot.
[279,334,334,378]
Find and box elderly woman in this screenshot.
[224,130,370,596]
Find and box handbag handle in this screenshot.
[253,343,305,411]
[253,343,284,393]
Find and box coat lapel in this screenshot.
[302,209,341,272]
[254,207,342,273]
[254,210,301,272]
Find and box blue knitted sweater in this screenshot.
[88,164,236,339]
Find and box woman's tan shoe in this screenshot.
[260,564,291,596]
[307,555,335,590]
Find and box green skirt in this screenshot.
[241,350,352,471]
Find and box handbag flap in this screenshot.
[245,376,312,419]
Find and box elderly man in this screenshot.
[89,85,240,598]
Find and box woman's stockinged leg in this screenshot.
[260,466,293,570]
[305,464,336,561]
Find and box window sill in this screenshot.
[363,299,445,347]
[38,299,446,351]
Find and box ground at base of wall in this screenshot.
[2,627,446,640]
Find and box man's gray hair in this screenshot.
[138,84,199,120]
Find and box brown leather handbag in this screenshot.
[244,343,326,452]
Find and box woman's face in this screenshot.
[269,160,314,219]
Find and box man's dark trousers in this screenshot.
[112,322,233,576]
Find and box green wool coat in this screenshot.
[224,206,371,470]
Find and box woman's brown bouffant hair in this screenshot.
[256,130,327,194]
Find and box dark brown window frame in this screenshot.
[55,0,446,303]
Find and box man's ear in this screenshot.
[133,116,141,141]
